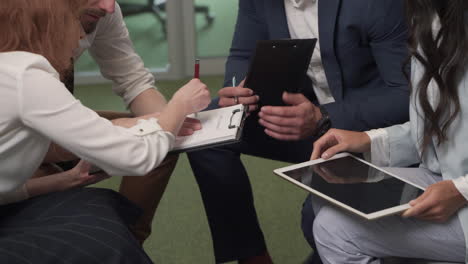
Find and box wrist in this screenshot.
[166,98,189,118]
[361,132,372,153]
[313,105,323,124]
[60,171,76,190]
[313,106,331,139]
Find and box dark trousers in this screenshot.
[187,99,316,263]
[0,187,153,264]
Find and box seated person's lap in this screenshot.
[303,167,466,262]
[0,188,152,264]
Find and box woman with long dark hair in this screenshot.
[302,0,468,262]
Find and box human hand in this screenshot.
[402,180,468,223]
[178,117,202,136]
[258,92,320,140]
[311,129,371,160]
[172,79,211,115]
[65,160,110,189]
[218,80,259,112]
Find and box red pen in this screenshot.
[194,59,200,79]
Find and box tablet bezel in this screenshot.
[273,153,425,220]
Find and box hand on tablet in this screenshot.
[311,129,371,160]
[259,92,320,141]
[218,80,259,112]
[402,180,468,223]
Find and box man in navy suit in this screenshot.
[188,0,409,263]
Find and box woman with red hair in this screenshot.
[0,0,210,263]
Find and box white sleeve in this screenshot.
[88,3,157,106]
[385,122,421,167]
[19,66,174,177]
[364,128,390,167]
[453,176,468,201]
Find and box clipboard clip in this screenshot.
[228,106,248,129]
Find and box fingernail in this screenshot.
[322,153,329,159]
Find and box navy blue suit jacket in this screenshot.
[224,0,409,131]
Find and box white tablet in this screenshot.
[274,153,425,220]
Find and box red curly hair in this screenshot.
[0,0,87,77]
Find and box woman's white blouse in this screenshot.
[366,127,468,200]
[0,52,175,195]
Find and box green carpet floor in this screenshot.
[75,76,311,263]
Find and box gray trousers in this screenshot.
[308,167,466,264]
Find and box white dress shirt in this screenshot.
[284,0,335,105]
[365,126,468,200]
[0,52,174,198]
[75,4,157,107]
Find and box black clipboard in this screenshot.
[244,39,317,108]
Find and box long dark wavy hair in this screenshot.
[405,0,468,151]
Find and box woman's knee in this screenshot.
[312,205,364,251]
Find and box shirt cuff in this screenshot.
[128,118,166,136]
[452,176,468,201]
[364,128,390,167]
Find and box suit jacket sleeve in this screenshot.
[323,0,410,131]
[223,0,268,87]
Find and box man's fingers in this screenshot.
[247,104,259,112]
[282,92,309,105]
[264,129,300,141]
[258,112,302,127]
[259,118,300,135]
[218,87,253,97]
[260,105,300,117]
[219,96,258,107]
[239,95,259,105]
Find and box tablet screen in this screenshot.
[282,156,423,215]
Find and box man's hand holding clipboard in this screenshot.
[218,79,260,113]
[218,39,328,141]
[259,91,323,141]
